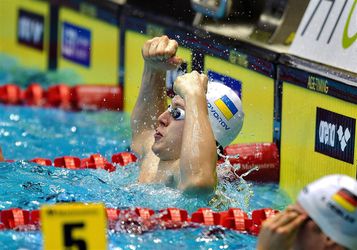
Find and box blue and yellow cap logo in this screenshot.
[214,95,238,120]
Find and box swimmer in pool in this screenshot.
[131,36,244,195]
[257,174,357,250]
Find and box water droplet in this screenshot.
[9,114,20,121]
[153,238,161,243]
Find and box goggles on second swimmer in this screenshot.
[167,105,185,120]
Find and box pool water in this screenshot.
[0,105,131,160]
[0,104,290,249]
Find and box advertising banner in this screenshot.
[17,9,44,51]
[61,22,91,67]
[279,66,357,199]
[207,70,242,99]
[0,0,49,70]
[289,0,357,75]
[315,107,355,164]
[58,7,119,85]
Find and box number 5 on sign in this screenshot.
[41,203,107,250]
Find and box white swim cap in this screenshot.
[206,81,244,147]
[298,175,357,250]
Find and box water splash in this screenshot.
[209,148,259,211]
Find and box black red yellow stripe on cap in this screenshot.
[332,188,357,213]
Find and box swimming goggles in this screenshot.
[167,105,185,120]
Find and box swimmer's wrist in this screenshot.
[182,89,206,99]
[144,63,166,74]
[181,91,206,104]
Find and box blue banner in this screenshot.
[61,22,91,67]
[207,70,242,99]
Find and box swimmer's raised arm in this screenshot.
[174,71,218,195]
[131,36,182,156]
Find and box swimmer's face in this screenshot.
[152,95,185,160]
[292,203,337,250]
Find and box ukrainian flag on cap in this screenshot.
[214,95,238,120]
[332,188,357,212]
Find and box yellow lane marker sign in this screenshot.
[41,203,107,250]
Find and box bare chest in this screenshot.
[138,153,180,188]
[154,162,180,188]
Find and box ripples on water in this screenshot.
[0,105,291,249]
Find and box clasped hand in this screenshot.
[142,35,182,71]
[173,71,208,99]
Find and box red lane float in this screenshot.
[220,208,249,232]
[54,156,82,169]
[191,208,221,226]
[46,84,72,109]
[30,158,52,166]
[0,84,23,105]
[112,152,137,166]
[4,152,137,171]
[223,143,280,182]
[29,210,40,225]
[106,208,121,221]
[0,83,124,111]
[81,154,116,172]
[252,208,279,226]
[0,208,30,229]
[160,208,188,222]
[0,207,279,235]
[70,85,123,111]
[135,208,155,219]
[249,208,279,235]
[24,83,45,106]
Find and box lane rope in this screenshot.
[0,206,279,236]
